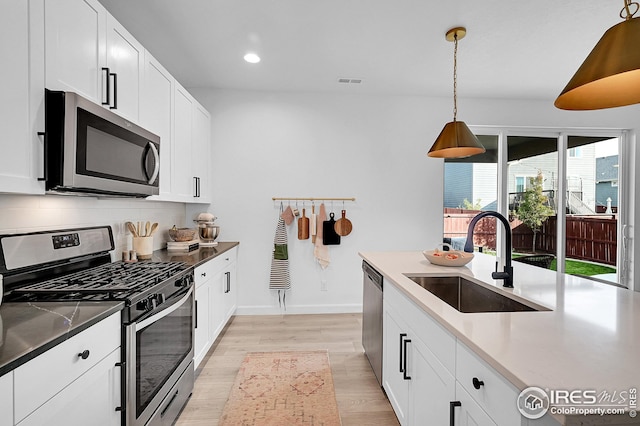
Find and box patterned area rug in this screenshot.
[219,351,342,425]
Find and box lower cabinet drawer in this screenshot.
[13,312,121,423]
[16,348,121,426]
[456,341,523,426]
[194,246,237,285]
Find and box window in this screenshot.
[444,129,628,288]
[443,135,497,250]
[568,147,583,157]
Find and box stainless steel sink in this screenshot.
[405,275,549,313]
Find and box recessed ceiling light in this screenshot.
[244,53,260,64]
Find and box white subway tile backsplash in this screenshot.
[0,194,186,253]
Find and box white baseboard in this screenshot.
[235,303,363,316]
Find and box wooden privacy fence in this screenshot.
[443,209,617,266]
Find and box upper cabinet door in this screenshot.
[105,14,143,121]
[173,83,194,199]
[0,0,45,195]
[140,52,174,199]
[192,102,211,203]
[44,0,107,103]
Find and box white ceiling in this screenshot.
[100,0,621,100]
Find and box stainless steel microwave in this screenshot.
[43,89,160,197]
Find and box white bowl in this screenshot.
[422,249,474,267]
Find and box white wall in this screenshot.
[188,90,447,314]
[190,89,639,312]
[0,194,186,258]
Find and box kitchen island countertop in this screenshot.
[360,250,639,422]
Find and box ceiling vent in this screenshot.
[338,78,363,84]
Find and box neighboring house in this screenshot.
[443,162,497,210]
[595,155,619,212]
[444,144,598,214]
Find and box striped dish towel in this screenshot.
[269,216,291,308]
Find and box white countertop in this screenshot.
[359,251,639,402]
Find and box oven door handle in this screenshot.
[135,286,193,332]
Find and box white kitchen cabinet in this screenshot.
[456,341,524,425]
[382,280,562,426]
[456,341,562,426]
[105,13,143,121]
[17,348,121,426]
[194,264,212,368]
[173,83,194,200]
[409,335,456,425]
[13,312,121,425]
[2,0,212,199]
[383,283,456,425]
[0,0,45,195]
[0,372,13,426]
[140,51,174,199]
[172,82,212,203]
[192,102,211,203]
[193,248,238,369]
[45,0,142,121]
[383,306,409,424]
[44,0,107,104]
[222,258,238,323]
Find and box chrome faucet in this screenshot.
[463,211,514,288]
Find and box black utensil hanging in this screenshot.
[323,212,341,245]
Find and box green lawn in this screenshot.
[506,252,616,276]
[549,259,616,276]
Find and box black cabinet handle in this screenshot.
[201,272,206,277]
[472,377,484,389]
[450,401,461,426]
[110,72,118,109]
[78,350,90,360]
[193,177,201,197]
[402,338,412,380]
[101,67,110,105]
[225,271,231,293]
[37,132,47,181]
[399,333,407,373]
[195,300,198,328]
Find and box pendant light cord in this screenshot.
[452,32,458,122]
[621,0,639,19]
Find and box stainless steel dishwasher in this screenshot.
[362,260,383,386]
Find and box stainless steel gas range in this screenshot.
[0,226,195,426]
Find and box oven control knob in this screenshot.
[156,294,166,305]
[136,298,153,312]
[175,276,191,287]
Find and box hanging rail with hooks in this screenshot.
[272,197,356,202]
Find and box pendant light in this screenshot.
[555,0,640,110]
[428,27,485,159]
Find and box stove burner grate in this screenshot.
[11,261,186,296]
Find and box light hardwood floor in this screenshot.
[176,313,399,426]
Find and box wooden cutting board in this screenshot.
[322,213,341,245]
[298,208,309,240]
[334,210,353,236]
